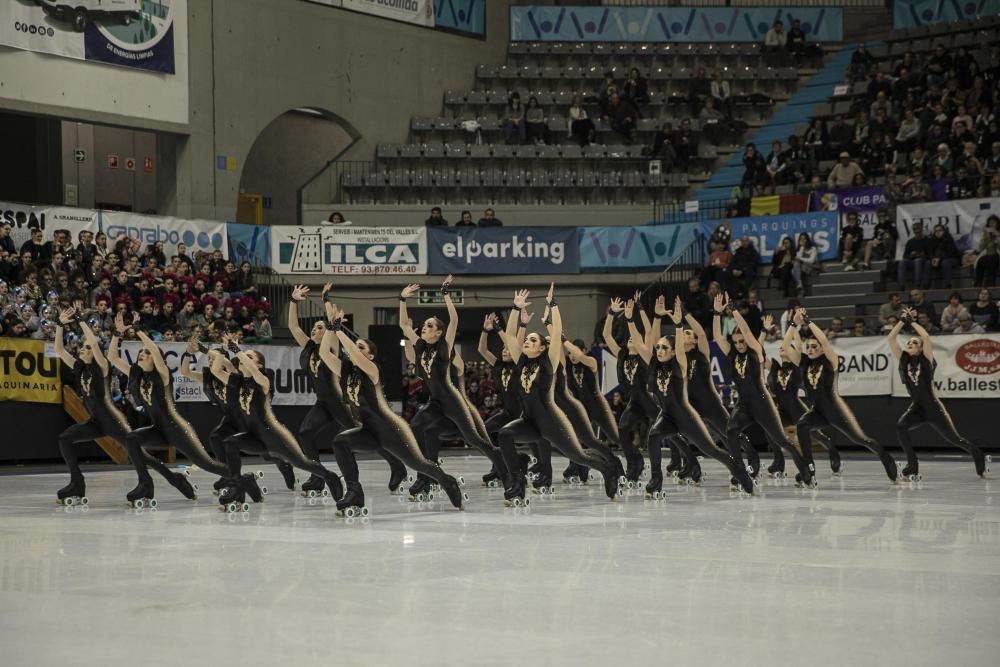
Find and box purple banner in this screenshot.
[813,185,888,240]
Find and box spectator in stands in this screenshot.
[710,70,733,120]
[175,242,195,272]
[908,288,937,324]
[925,44,952,91]
[764,20,787,66]
[20,229,49,265]
[699,98,726,147]
[985,142,1000,175]
[606,93,638,145]
[701,243,732,292]
[0,223,13,256]
[969,288,999,331]
[688,67,712,115]
[525,96,550,146]
[784,135,812,188]
[597,71,618,117]
[953,311,985,334]
[764,141,787,191]
[771,236,795,297]
[860,208,897,270]
[501,92,526,145]
[895,109,922,153]
[881,314,900,334]
[230,261,256,296]
[826,316,850,340]
[673,119,695,171]
[827,151,864,189]
[610,391,626,422]
[928,224,961,289]
[741,143,767,194]
[730,236,758,298]
[839,211,863,271]
[786,19,809,66]
[478,208,502,227]
[850,44,875,82]
[852,112,871,154]
[648,122,678,168]
[940,292,970,333]
[456,210,475,227]
[827,115,851,160]
[323,211,347,226]
[915,311,941,334]
[424,206,448,227]
[621,67,649,106]
[975,215,999,287]
[852,318,873,337]
[568,95,595,147]
[879,292,904,325]
[253,307,273,343]
[793,233,819,295]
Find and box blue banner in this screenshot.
[510,6,842,42]
[227,223,272,268]
[893,0,1000,29]
[427,227,579,275]
[701,211,839,264]
[435,0,485,36]
[580,223,700,272]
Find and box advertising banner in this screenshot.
[895,198,1000,261]
[0,339,61,404]
[100,210,228,260]
[120,342,320,406]
[762,336,894,397]
[890,334,1000,399]
[893,0,1000,30]
[702,211,839,265]
[0,0,177,74]
[273,226,427,275]
[342,0,435,26]
[226,223,271,268]
[813,185,889,240]
[511,6,842,43]
[426,227,578,275]
[579,223,699,272]
[0,200,100,250]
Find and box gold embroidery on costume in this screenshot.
[420,347,436,376]
[520,364,540,392]
[906,361,921,386]
[500,366,513,391]
[214,381,227,403]
[687,359,696,380]
[734,354,748,379]
[806,363,823,389]
[572,365,585,388]
[656,367,672,395]
[140,375,153,406]
[239,385,254,415]
[777,368,793,390]
[309,353,321,377]
[347,372,362,406]
[623,357,639,383]
[80,372,92,397]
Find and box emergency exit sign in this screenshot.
[418,289,463,305]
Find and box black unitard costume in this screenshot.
[796,354,897,481]
[766,360,840,474]
[57,358,187,500]
[566,357,620,444]
[725,346,815,484]
[222,372,345,500]
[126,365,231,500]
[332,357,464,510]
[616,352,660,481]
[552,363,622,483]
[484,359,521,440]
[498,353,619,501]
[895,354,985,475]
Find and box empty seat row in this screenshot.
[476,64,799,83]
[376,142,723,162]
[886,15,1000,42]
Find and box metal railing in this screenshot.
[650,196,737,224]
[642,230,704,306]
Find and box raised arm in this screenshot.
[336,329,378,382]
[179,339,203,383]
[602,298,624,357]
[441,275,458,350]
[478,313,498,367]
[668,297,686,376]
[712,293,731,355]
[500,290,530,363]
[107,312,133,375]
[635,289,651,335]
[684,310,712,359]
[54,309,77,367]
[136,330,170,384]
[563,339,598,372]
[625,300,652,363]
[209,341,236,385]
[236,350,270,394]
[398,283,420,344]
[545,284,562,368]
[319,303,344,376]
[782,313,802,366]
[78,319,109,375]
[800,311,838,365]
[886,311,906,360]
[288,285,310,347]
[904,307,934,362]
[732,309,763,360]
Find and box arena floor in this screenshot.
[1,454,997,667]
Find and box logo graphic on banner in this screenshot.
[579,223,699,271]
[702,211,838,263]
[100,210,228,259]
[0,339,62,404]
[955,339,1000,376]
[273,226,427,275]
[813,185,889,240]
[0,0,177,74]
[427,227,579,275]
[895,198,999,261]
[893,0,1000,29]
[227,223,272,267]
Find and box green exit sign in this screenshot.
[418,289,463,305]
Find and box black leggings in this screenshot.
[797,396,887,463]
[58,419,178,485]
[728,398,810,476]
[299,402,346,461]
[126,422,230,478]
[208,417,239,461]
[499,409,611,479]
[689,387,756,466]
[333,419,452,490]
[411,399,505,472]
[897,399,979,467]
[617,401,651,463]
[773,400,838,470]
[580,392,620,443]
[556,390,619,468]
[223,429,341,490]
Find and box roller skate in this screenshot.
[677,457,702,486]
[665,451,682,476]
[326,473,344,501]
[577,464,590,484]
[794,462,818,489]
[728,465,754,494]
[336,482,369,518]
[645,472,665,500]
[218,483,250,513]
[213,477,231,493]
[767,460,787,479]
[532,462,554,495]
[528,458,542,477]
[829,449,843,477]
[744,445,761,479]
[624,453,644,489]
[276,461,296,490]
[974,450,991,478]
[440,475,467,510]
[901,460,922,483]
[408,475,434,503]
[481,466,502,488]
[240,473,265,502]
[56,477,88,507]
[300,474,325,497]
[126,478,156,509]
[503,471,529,508]
[603,463,622,499]
[562,462,580,484]
[388,462,408,494]
[167,470,198,500]
[879,452,900,483]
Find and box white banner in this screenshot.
[890,334,1000,399]
[271,225,427,275]
[120,342,317,406]
[0,0,177,74]
[341,0,435,26]
[763,335,893,396]
[99,211,228,260]
[895,198,1000,261]
[0,200,100,250]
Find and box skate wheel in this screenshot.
[345,507,357,518]
[63,498,74,507]
[457,476,465,486]
[307,490,317,498]
[261,486,269,495]
[192,483,199,492]
[241,502,250,513]
[488,480,498,488]
[523,497,530,506]
[183,469,191,477]
[227,502,238,513]
[529,456,537,465]
[80,497,89,506]
[255,470,264,479]
[617,488,624,497]
[361,506,370,517]
[148,498,157,509]
[512,497,522,507]
[407,475,414,483]
[462,492,469,502]
[322,489,331,498]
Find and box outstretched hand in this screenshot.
[400,283,420,299]
[513,289,531,310]
[713,293,726,314]
[291,285,309,302]
[669,295,683,324]
[624,299,635,320]
[609,297,624,314]
[58,308,75,326]
[546,282,554,305]
[654,295,667,317]
[520,309,534,326]
[483,313,497,332]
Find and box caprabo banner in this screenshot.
[100,210,228,259]
[427,226,579,275]
[0,0,177,74]
[272,225,427,275]
[0,339,61,404]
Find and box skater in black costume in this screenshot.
[53,309,194,506]
[761,315,841,477]
[496,286,621,506]
[794,308,899,483]
[602,295,659,487]
[713,294,815,488]
[107,314,257,507]
[210,344,345,508]
[628,296,755,497]
[399,277,507,498]
[887,308,991,479]
[323,304,466,515]
[477,312,525,486]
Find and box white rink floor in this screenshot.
[1,455,998,667]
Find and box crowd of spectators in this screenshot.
[0,223,271,347]
[424,207,504,228]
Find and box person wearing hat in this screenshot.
[827,151,864,189]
